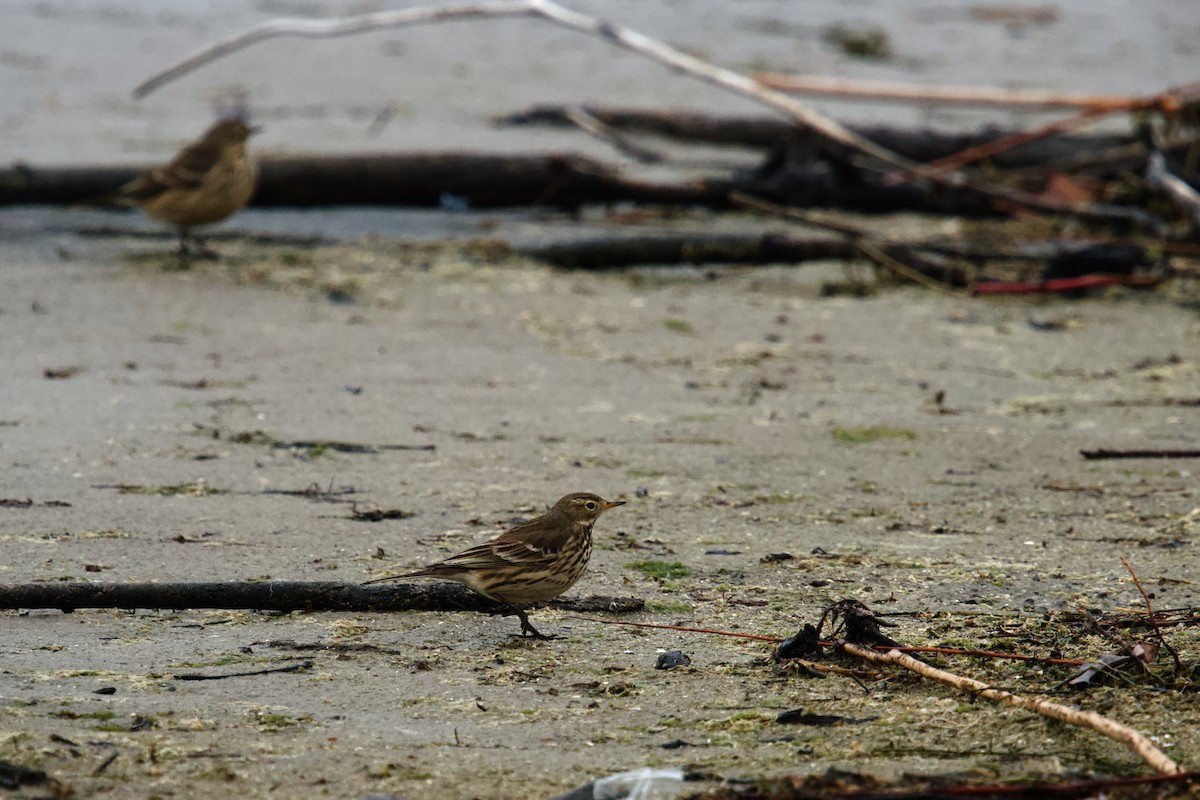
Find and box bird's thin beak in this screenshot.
[604,500,626,509]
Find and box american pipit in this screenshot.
[115,118,258,257]
[365,492,625,639]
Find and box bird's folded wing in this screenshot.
[117,142,223,201]
[441,538,558,570]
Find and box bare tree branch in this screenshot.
[132,0,917,171]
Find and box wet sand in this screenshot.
[3,2,1200,797]
[1,218,1198,797]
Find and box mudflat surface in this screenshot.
[4,1,1200,797]
[1,214,1198,798]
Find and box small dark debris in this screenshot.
[1028,316,1076,332]
[826,599,902,647]
[43,366,81,380]
[1066,653,1138,688]
[774,624,822,661]
[0,760,48,789]
[129,714,156,731]
[94,750,119,775]
[343,385,364,395]
[175,660,312,682]
[656,651,692,670]
[761,552,794,563]
[93,687,116,695]
[704,548,741,556]
[1132,352,1183,371]
[1,498,72,508]
[636,486,649,498]
[262,483,360,502]
[163,378,212,390]
[350,505,416,522]
[776,709,874,726]
[660,739,691,749]
[809,579,831,588]
[822,23,892,59]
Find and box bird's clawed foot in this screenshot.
[177,235,220,260]
[512,608,559,641]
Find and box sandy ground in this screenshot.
[3,2,1200,798]
[1,212,1199,798]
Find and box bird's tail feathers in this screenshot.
[363,564,461,585]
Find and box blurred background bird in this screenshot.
[113,117,258,257]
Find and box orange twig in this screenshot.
[571,616,1089,667]
[898,79,1200,176]
[1121,556,1183,671]
[920,106,1114,174]
[568,615,783,642]
[752,73,1166,112]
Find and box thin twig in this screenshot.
[917,106,1116,175]
[897,80,1200,176]
[562,106,665,163]
[572,616,1091,667]
[752,73,1186,112]
[730,190,962,292]
[842,642,1182,775]
[93,751,120,776]
[568,615,783,642]
[855,238,959,295]
[174,660,313,681]
[729,190,866,237]
[1081,448,1200,460]
[1120,557,1183,671]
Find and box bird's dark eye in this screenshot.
[585,501,597,510]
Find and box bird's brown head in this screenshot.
[553,492,625,524]
[204,118,258,145]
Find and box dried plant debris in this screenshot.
[349,504,417,522]
[0,498,71,508]
[194,424,434,454]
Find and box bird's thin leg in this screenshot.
[176,229,192,256]
[194,235,220,260]
[510,606,556,641]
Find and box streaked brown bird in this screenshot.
[365,492,625,639]
[114,118,258,257]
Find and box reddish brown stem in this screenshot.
[1120,557,1183,671]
